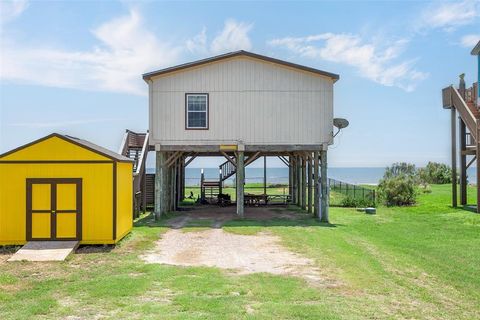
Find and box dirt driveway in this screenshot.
[141,206,327,284]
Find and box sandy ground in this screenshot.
[142,228,321,282]
[142,206,325,283]
[166,205,310,229]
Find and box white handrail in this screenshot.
[135,132,149,175]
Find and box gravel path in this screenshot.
[141,228,322,282]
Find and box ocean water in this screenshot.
[146,167,478,186]
[147,167,385,186]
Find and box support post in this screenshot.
[180,156,185,200]
[173,164,177,210]
[459,118,467,205]
[176,159,182,208]
[154,151,166,219]
[218,167,223,196]
[459,75,467,206]
[288,156,293,200]
[320,149,329,223]
[301,156,306,210]
[200,169,205,202]
[451,108,457,207]
[263,156,267,199]
[142,169,147,214]
[307,153,313,214]
[291,156,296,204]
[236,151,245,217]
[296,155,302,206]
[313,151,319,218]
[168,166,175,211]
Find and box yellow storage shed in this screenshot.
[0,133,134,245]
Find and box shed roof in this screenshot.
[471,40,480,55]
[0,133,133,162]
[142,50,340,81]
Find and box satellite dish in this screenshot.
[333,118,349,130]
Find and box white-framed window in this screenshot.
[185,93,209,129]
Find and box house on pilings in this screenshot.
[442,41,480,212]
[142,50,340,221]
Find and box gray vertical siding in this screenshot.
[150,56,334,146]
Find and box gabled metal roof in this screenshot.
[142,50,339,82]
[0,133,133,162]
[62,135,133,162]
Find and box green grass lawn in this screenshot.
[1,184,479,319]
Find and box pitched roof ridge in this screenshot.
[143,50,339,81]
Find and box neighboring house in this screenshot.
[143,50,339,220]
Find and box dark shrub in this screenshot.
[340,196,375,208]
[383,162,417,179]
[417,162,452,184]
[378,163,418,206]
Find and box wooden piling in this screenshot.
[307,153,313,214]
[291,156,297,204]
[297,155,302,207]
[154,151,166,219]
[142,169,147,214]
[320,149,329,223]
[451,108,457,207]
[263,156,267,198]
[301,156,306,210]
[313,151,319,218]
[288,155,293,200]
[236,151,245,217]
[459,118,467,205]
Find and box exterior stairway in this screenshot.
[119,130,149,217]
[220,159,237,181]
[443,79,479,212]
[200,153,261,203]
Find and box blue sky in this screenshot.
[1,0,479,168]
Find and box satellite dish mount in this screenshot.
[333,118,349,138]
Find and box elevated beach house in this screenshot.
[142,51,339,220]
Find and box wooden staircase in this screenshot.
[443,84,478,142]
[443,79,479,212]
[220,159,236,181]
[200,152,261,203]
[119,130,150,217]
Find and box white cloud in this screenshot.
[268,33,427,92]
[9,118,124,128]
[1,8,182,95]
[210,19,253,54]
[2,11,254,94]
[186,27,208,54]
[419,0,480,31]
[0,0,29,25]
[460,34,480,47]
[186,19,253,55]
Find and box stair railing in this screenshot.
[444,86,478,141]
